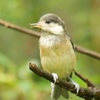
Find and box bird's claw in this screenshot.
[52,73,58,83]
[69,78,80,94]
[73,81,80,94]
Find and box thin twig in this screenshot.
[74,70,95,88]
[74,44,100,60]
[0,19,40,38]
[0,19,100,60]
[29,63,100,100]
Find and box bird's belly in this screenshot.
[40,47,76,78]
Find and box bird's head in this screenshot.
[30,13,66,36]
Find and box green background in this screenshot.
[0,0,100,100]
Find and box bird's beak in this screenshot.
[29,22,43,29]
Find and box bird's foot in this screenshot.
[52,73,58,83]
[69,78,80,94]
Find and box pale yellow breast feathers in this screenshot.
[39,34,76,78]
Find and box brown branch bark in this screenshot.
[29,63,100,100]
[0,19,100,60]
[0,19,40,38]
[74,45,100,60]
[74,70,95,88]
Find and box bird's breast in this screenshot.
[39,35,76,78]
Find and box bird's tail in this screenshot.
[51,83,69,100]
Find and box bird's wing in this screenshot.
[67,36,75,50]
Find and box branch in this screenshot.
[74,70,95,88]
[29,63,100,100]
[74,45,100,60]
[0,19,40,38]
[0,19,100,60]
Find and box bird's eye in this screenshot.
[45,20,51,24]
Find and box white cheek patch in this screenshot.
[49,23,64,35]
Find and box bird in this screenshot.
[30,13,80,100]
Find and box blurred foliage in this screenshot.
[0,0,100,100]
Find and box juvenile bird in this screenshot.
[30,13,80,100]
